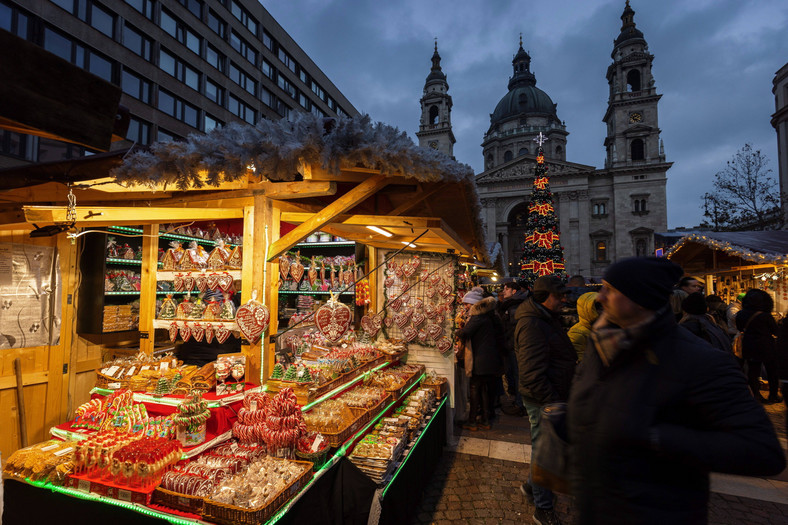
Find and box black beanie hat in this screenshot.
[603,257,683,311]
[681,292,707,315]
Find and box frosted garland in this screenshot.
[666,233,788,265]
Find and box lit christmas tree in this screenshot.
[519,133,567,285]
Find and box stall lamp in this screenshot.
[367,225,393,237]
[401,242,417,248]
[773,274,779,280]
[762,276,768,281]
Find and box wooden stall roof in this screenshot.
[12,114,491,265]
[667,231,788,274]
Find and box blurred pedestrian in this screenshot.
[679,292,732,353]
[569,257,785,524]
[497,281,529,416]
[736,289,782,404]
[567,291,600,361]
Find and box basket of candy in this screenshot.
[303,400,366,448]
[295,432,330,471]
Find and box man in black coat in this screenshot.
[497,281,529,416]
[514,275,577,525]
[569,257,786,524]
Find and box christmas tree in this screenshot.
[519,133,567,284]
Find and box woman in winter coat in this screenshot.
[736,289,781,403]
[458,290,504,430]
[567,291,599,361]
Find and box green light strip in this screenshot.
[300,361,390,412]
[381,395,446,499]
[104,291,141,296]
[108,226,143,234]
[90,388,223,408]
[106,258,142,265]
[24,478,203,525]
[336,372,426,458]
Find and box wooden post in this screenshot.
[138,224,159,355]
[368,246,378,313]
[14,357,28,448]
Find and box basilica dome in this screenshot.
[490,85,557,124]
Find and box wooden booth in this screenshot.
[667,231,788,314]
[1,114,490,524]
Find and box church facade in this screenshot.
[419,2,671,279]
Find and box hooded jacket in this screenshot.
[497,289,529,353]
[567,291,599,361]
[736,291,777,362]
[569,307,785,524]
[459,296,504,376]
[513,297,577,405]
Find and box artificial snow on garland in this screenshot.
[111,113,475,188]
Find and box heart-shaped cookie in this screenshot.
[400,292,410,304]
[429,274,442,286]
[426,323,444,341]
[425,304,438,318]
[402,325,418,342]
[411,255,421,269]
[195,274,208,293]
[419,269,430,282]
[417,328,428,343]
[315,301,352,343]
[168,323,179,343]
[183,274,196,292]
[384,277,395,288]
[402,263,415,278]
[361,315,381,338]
[173,274,184,292]
[235,301,270,343]
[206,273,220,291]
[394,312,409,328]
[426,287,437,298]
[215,323,231,344]
[383,316,394,328]
[439,283,453,297]
[395,266,404,279]
[436,336,452,355]
[191,322,205,342]
[279,254,291,281]
[179,323,192,342]
[290,260,304,283]
[413,311,426,327]
[390,298,404,312]
[217,273,234,292]
[205,323,215,344]
[414,298,424,309]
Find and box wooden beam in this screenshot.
[0,371,48,390]
[137,224,159,355]
[129,181,337,208]
[387,184,443,216]
[267,174,390,261]
[23,206,243,226]
[82,174,250,193]
[431,219,475,256]
[279,212,442,229]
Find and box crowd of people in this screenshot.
[453,257,787,525]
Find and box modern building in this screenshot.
[0,0,358,168]
[469,1,670,278]
[773,61,788,227]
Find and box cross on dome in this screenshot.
[533,132,549,146]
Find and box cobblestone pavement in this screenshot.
[405,396,788,525]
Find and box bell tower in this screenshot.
[417,40,455,157]
[603,1,665,168]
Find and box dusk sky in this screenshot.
[265,0,788,229]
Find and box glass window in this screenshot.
[205,78,224,105]
[311,105,324,118]
[125,0,154,19]
[207,9,225,39]
[278,48,296,73]
[230,31,256,65]
[299,92,308,109]
[277,75,295,99]
[184,63,199,91]
[0,3,12,31]
[159,48,176,76]
[122,23,152,60]
[261,59,274,79]
[158,90,175,115]
[0,130,28,159]
[121,69,151,103]
[157,128,177,142]
[126,116,151,144]
[182,103,198,128]
[259,86,272,107]
[230,1,257,35]
[299,69,307,83]
[206,44,225,73]
[311,81,325,100]
[159,9,177,37]
[43,27,73,62]
[595,241,607,262]
[90,3,114,38]
[204,114,222,133]
[262,31,272,50]
[51,0,75,11]
[178,0,201,19]
[88,51,113,82]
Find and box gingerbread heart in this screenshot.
[436,337,452,354]
[215,323,231,344]
[235,301,270,343]
[417,328,428,343]
[419,269,430,282]
[426,323,444,341]
[191,322,205,342]
[315,301,352,343]
[279,254,291,281]
[400,292,410,304]
[383,316,394,328]
[439,283,453,298]
[308,266,318,289]
[395,266,404,279]
[390,298,404,312]
[206,273,220,291]
[387,261,398,271]
[394,312,409,328]
[413,311,426,327]
[384,277,395,288]
[217,273,234,292]
[402,263,415,278]
[195,274,208,293]
[205,323,215,344]
[426,287,437,298]
[183,274,196,292]
[429,274,442,286]
[290,260,304,283]
[414,298,424,309]
[412,256,421,269]
[173,274,185,292]
[168,323,179,343]
[179,323,192,342]
[361,315,380,337]
[425,304,438,318]
[402,325,418,342]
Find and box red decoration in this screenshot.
[529,202,554,215]
[536,153,545,164]
[235,299,270,343]
[525,230,561,249]
[534,176,549,190]
[315,300,352,342]
[521,259,566,276]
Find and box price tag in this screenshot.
[159,361,169,371]
[250,400,258,411]
[310,434,325,453]
[108,382,121,389]
[77,479,91,493]
[117,489,132,501]
[105,366,120,377]
[41,444,60,452]
[126,366,136,377]
[54,446,74,457]
[141,365,150,371]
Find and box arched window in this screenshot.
[626,69,641,91]
[636,239,647,257]
[518,148,529,157]
[486,154,494,169]
[595,241,607,262]
[631,138,644,160]
[593,202,607,216]
[640,199,647,211]
[429,105,439,125]
[504,150,513,162]
[555,145,563,157]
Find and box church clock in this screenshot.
[629,112,642,123]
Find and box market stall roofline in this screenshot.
[667,231,788,266]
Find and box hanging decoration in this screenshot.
[235,290,270,343]
[519,133,568,285]
[315,294,352,343]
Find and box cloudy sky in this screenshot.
[265,0,788,229]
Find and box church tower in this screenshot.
[603,0,665,168]
[416,41,455,157]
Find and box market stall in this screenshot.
[3,114,490,524]
[666,230,788,313]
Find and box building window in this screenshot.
[428,105,439,125]
[229,62,256,95]
[160,9,201,55]
[206,44,226,73]
[518,148,528,156]
[299,92,309,109]
[126,116,151,145]
[125,0,154,19]
[260,86,273,108]
[207,9,226,39]
[204,114,223,133]
[159,48,200,91]
[230,0,258,35]
[157,128,179,142]
[121,68,151,103]
[278,48,296,73]
[592,202,607,217]
[486,154,493,169]
[178,0,202,19]
[261,59,275,80]
[43,26,73,62]
[230,31,256,65]
[633,199,647,213]
[261,30,273,51]
[631,138,644,160]
[89,2,115,38]
[158,89,199,128]
[276,99,290,119]
[504,150,513,162]
[311,81,325,100]
[122,23,152,61]
[635,239,647,257]
[595,241,607,262]
[205,78,224,105]
[228,94,256,125]
[626,69,641,91]
[311,105,324,118]
[37,137,92,163]
[277,75,296,99]
[555,145,563,156]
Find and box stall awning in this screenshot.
[667,231,788,273]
